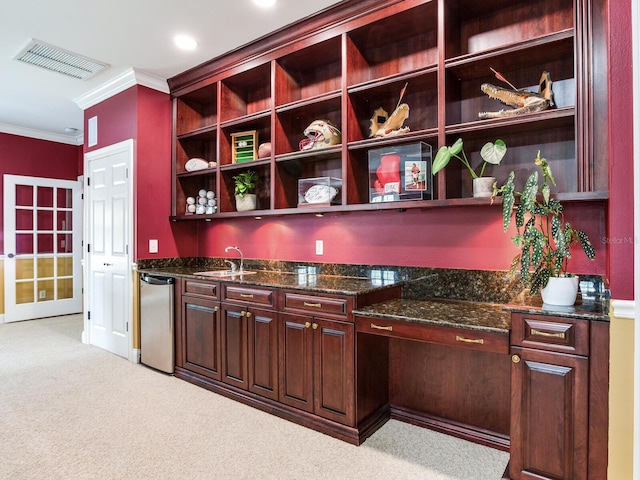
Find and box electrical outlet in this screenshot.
[149,239,158,253]
[315,240,323,255]
[39,290,46,299]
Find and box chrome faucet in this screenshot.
[224,246,243,273]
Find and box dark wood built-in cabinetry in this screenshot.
[509,313,608,480]
[174,276,401,444]
[173,275,609,478]
[278,291,356,426]
[178,279,222,379]
[169,0,608,220]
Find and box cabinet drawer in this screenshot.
[223,284,274,307]
[282,291,350,319]
[510,313,589,356]
[355,315,508,354]
[183,279,218,298]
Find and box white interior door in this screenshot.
[84,140,133,359]
[3,175,82,322]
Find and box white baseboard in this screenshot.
[131,348,141,364]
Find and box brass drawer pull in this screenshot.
[456,335,484,345]
[512,355,521,364]
[530,328,566,339]
[303,302,321,308]
[370,323,393,332]
[240,293,254,298]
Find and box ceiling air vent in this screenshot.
[14,39,109,80]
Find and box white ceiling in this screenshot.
[1,0,345,145]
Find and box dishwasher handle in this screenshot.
[141,275,174,286]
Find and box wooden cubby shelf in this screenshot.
[169,0,608,221]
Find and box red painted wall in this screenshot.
[197,202,607,274]
[0,132,81,254]
[607,0,635,300]
[83,85,196,261]
[84,87,137,154]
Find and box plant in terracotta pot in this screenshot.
[492,151,595,305]
[233,169,259,212]
[432,138,507,197]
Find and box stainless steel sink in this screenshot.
[193,270,257,278]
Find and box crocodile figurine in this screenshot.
[479,71,555,119]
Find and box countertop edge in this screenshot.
[353,308,510,334]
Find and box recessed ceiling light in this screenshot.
[174,34,197,51]
[253,0,276,7]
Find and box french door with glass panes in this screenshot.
[3,175,82,322]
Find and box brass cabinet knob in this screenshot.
[305,322,311,328]
[241,311,246,317]
[312,323,318,330]
[214,306,219,312]
[512,355,521,364]
[246,311,252,318]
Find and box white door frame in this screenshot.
[82,139,136,362]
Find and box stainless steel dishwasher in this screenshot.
[139,274,175,373]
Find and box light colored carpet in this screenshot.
[0,315,509,480]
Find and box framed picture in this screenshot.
[404,161,428,192]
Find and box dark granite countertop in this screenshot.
[505,289,609,322]
[137,266,399,297]
[137,259,609,332]
[353,298,511,334]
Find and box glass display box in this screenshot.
[297,176,342,207]
[368,142,432,203]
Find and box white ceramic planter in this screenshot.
[472,177,496,197]
[235,194,257,212]
[541,276,580,306]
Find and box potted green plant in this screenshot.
[233,170,259,212]
[492,151,596,305]
[432,138,507,197]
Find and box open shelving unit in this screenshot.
[169,0,608,221]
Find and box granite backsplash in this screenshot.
[137,257,608,309]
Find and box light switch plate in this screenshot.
[315,240,323,255]
[149,239,158,253]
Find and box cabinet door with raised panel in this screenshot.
[313,318,355,426]
[221,304,249,390]
[181,296,221,380]
[510,346,588,480]
[278,312,314,413]
[248,307,278,400]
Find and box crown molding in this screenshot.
[0,122,83,145]
[73,68,169,110]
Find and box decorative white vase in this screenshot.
[235,194,257,212]
[541,276,580,306]
[472,177,496,197]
